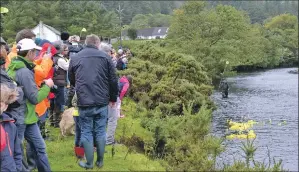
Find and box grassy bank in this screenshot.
[45,98,164,171]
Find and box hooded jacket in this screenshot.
[5,43,55,116]
[7,56,50,124]
[0,113,22,172]
[0,68,25,124]
[118,76,130,101]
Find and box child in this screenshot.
[72,92,84,159]
[0,84,22,171]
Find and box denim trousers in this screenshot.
[79,105,108,144]
[16,123,51,172]
[74,116,81,147]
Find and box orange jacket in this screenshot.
[6,44,54,116]
[5,44,17,69]
[34,57,53,116]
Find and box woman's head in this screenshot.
[53,41,68,56]
[0,84,18,114]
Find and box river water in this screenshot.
[211,68,298,171]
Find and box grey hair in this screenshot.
[52,40,64,54]
[99,42,111,54]
[85,34,100,47]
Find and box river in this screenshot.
[212,68,298,171]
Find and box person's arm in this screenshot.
[14,130,22,171]
[57,58,69,71]
[68,59,75,87]
[119,82,129,101]
[34,56,54,80]
[16,68,50,105]
[107,58,118,102]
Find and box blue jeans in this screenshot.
[38,110,48,123]
[79,106,108,143]
[74,116,81,147]
[16,123,51,172]
[26,110,49,170]
[54,86,65,110]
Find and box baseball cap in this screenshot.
[17,38,42,51]
[118,49,123,55]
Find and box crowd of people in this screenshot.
[0,29,133,171]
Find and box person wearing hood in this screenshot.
[0,43,24,122]
[6,38,54,172]
[6,29,55,126]
[0,84,22,172]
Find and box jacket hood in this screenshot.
[7,57,28,71]
[120,76,129,83]
[7,56,35,79]
[0,113,15,122]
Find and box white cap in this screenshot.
[17,38,42,51]
[118,49,123,55]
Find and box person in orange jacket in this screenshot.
[6,29,55,137]
[6,30,54,115]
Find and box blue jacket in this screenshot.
[0,68,25,125]
[68,45,118,107]
[0,113,22,172]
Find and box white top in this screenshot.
[57,58,69,71]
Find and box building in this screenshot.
[122,27,169,40]
[32,21,61,42]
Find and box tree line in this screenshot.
[0,1,176,43]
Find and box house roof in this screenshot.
[32,22,61,35]
[122,27,169,37]
[152,27,168,36]
[44,24,61,35]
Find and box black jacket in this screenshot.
[68,45,118,107]
[53,55,67,86]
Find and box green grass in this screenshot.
[45,98,164,171]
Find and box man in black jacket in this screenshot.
[68,34,118,169]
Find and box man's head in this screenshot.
[16,38,42,61]
[15,29,36,43]
[118,49,123,55]
[99,42,112,56]
[0,84,18,114]
[61,32,70,41]
[85,34,100,49]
